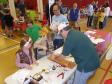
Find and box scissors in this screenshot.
[57,72,64,79]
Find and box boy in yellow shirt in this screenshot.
[98,8,105,29]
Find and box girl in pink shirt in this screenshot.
[16,37,37,69]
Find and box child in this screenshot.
[46,32,54,53]
[33,27,54,55]
[98,8,105,29]
[16,37,37,70]
[4,9,14,38]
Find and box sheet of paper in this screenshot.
[11,69,30,83]
[90,38,105,44]
[85,30,96,34]
[95,38,105,43]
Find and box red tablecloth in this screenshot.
[85,29,112,56]
[104,79,112,84]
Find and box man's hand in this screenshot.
[50,53,61,59]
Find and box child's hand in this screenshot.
[33,61,38,65]
[26,64,32,70]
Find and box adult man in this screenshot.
[26,20,42,60]
[50,0,65,19]
[87,2,94,27]
[103,2,110,28]
[69,3,80,30]
[55,0,66,14]
[50,4,68,50]
[53,23,100,84]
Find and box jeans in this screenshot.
[99,22,103,29]
[103,16,108,28]
[87,16,93,27]
[72,69,95,84]
[1,16,5,30]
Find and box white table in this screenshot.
[5,47,76,84]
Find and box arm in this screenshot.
[16,53,31,69]
[67,10,70,20]
[26,29,33,37]
[50,22,58,32]
[62,37,73,56]
[32,55,37,64]
[51,35,73,57]
[33,37,47,50]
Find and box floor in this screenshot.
[0,17,112,84]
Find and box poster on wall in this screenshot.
[49,0,55,24]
